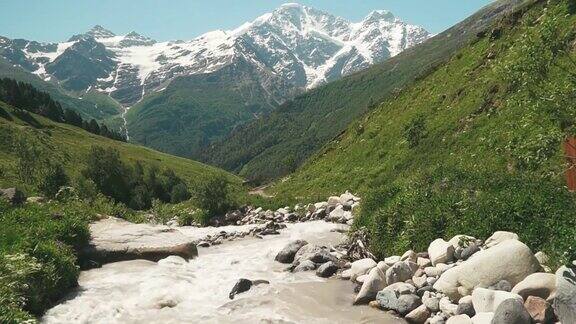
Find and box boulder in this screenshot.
[553,265,576,324]
[327,196,340,206]
[316,261,339,278]
[386,261,417,284]
[396,294,422,316]
[293,244,336,266]
[0,188,26,205]
[471,288,523,313]
[405,304,430,324]
[491,298,532,324]
[470,312,493,324]
[418,257,432,268]
[385,255,401,266]
[440,297,459,316]
[413,275,427,289]
[449,235,477,249]
[342,258,377,281]
[534,252,551,272]
[460,244,480,261]
[275,240,308,263]
[294,260,316,272]
[434,240,541,300]
[376,289,400,311]
[228,278,270,300]
[511,272,556,301]
[339,191,358,206]
[402,250,418,263]
[483,231,518,248]
[79,217,198,268]
[327,205,353,223]
[524,296,554,323]
[424,297,441,312]
[428,239,455,266]
[457,300,476,317]
[354,266,386,304]
[446,315,472,324]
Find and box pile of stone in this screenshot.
[195,221,286,247]
[341,231,575,324]
[212,191,361,227]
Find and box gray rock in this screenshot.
[386,261,417,284]
[553,265,576,324]
[488,280,512,292]
[397,294,422,316]
[293,244,336,266]
[377,289,400,311]
[460,244,480,261]
[424,297,441,312]
[384,282,417,295]
[294,260,317,272]
[491,298,531,324]
[354,266,386,305]
[316,261,339,278]
[405,304,430,324]
[0,188,26,205]
[228,278,270,299]
[457,301,476,317]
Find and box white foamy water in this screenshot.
[43,221,399,324]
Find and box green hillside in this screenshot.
[0,57,122,120]
[0,101,239,193]
[126,58,291,158]
[271,0,576,265]
[201,0,525,183]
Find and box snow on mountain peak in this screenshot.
[2,4,431,106]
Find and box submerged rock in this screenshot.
[228,278,270,299]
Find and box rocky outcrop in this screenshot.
[80,217,198,268]
[0,188,26,205]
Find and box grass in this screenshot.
[270,0,576,266]
[0,102,241,195]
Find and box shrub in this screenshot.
[404,115,427,148]
[192,174,238,217]
[37,164,69,198]
[358,168,576,267]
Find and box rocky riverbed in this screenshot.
[42,192,576,323]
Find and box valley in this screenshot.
[0,0,575,323]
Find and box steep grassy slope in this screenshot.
[0,102,239,193]
[272,0,576,264]
[201,0,525,183]
[126,58,293,158]
[0,57,122,120]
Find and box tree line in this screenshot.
[0,78,125,141]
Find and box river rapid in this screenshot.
[43,221,402,324]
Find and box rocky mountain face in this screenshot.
[0,4,430,108]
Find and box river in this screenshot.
[43,221,402,324]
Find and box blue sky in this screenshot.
[0,0,493,42]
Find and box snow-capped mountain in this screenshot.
[0,3,430,107]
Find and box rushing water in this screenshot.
[43,221,401,324]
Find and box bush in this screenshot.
[192,175,238,218]
[38,164,68,198]
[404,115,427,148]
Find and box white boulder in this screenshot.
[428,238,455,266]
[341,258,376,281]
[484,231,518,248]
[471,288,523,313]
